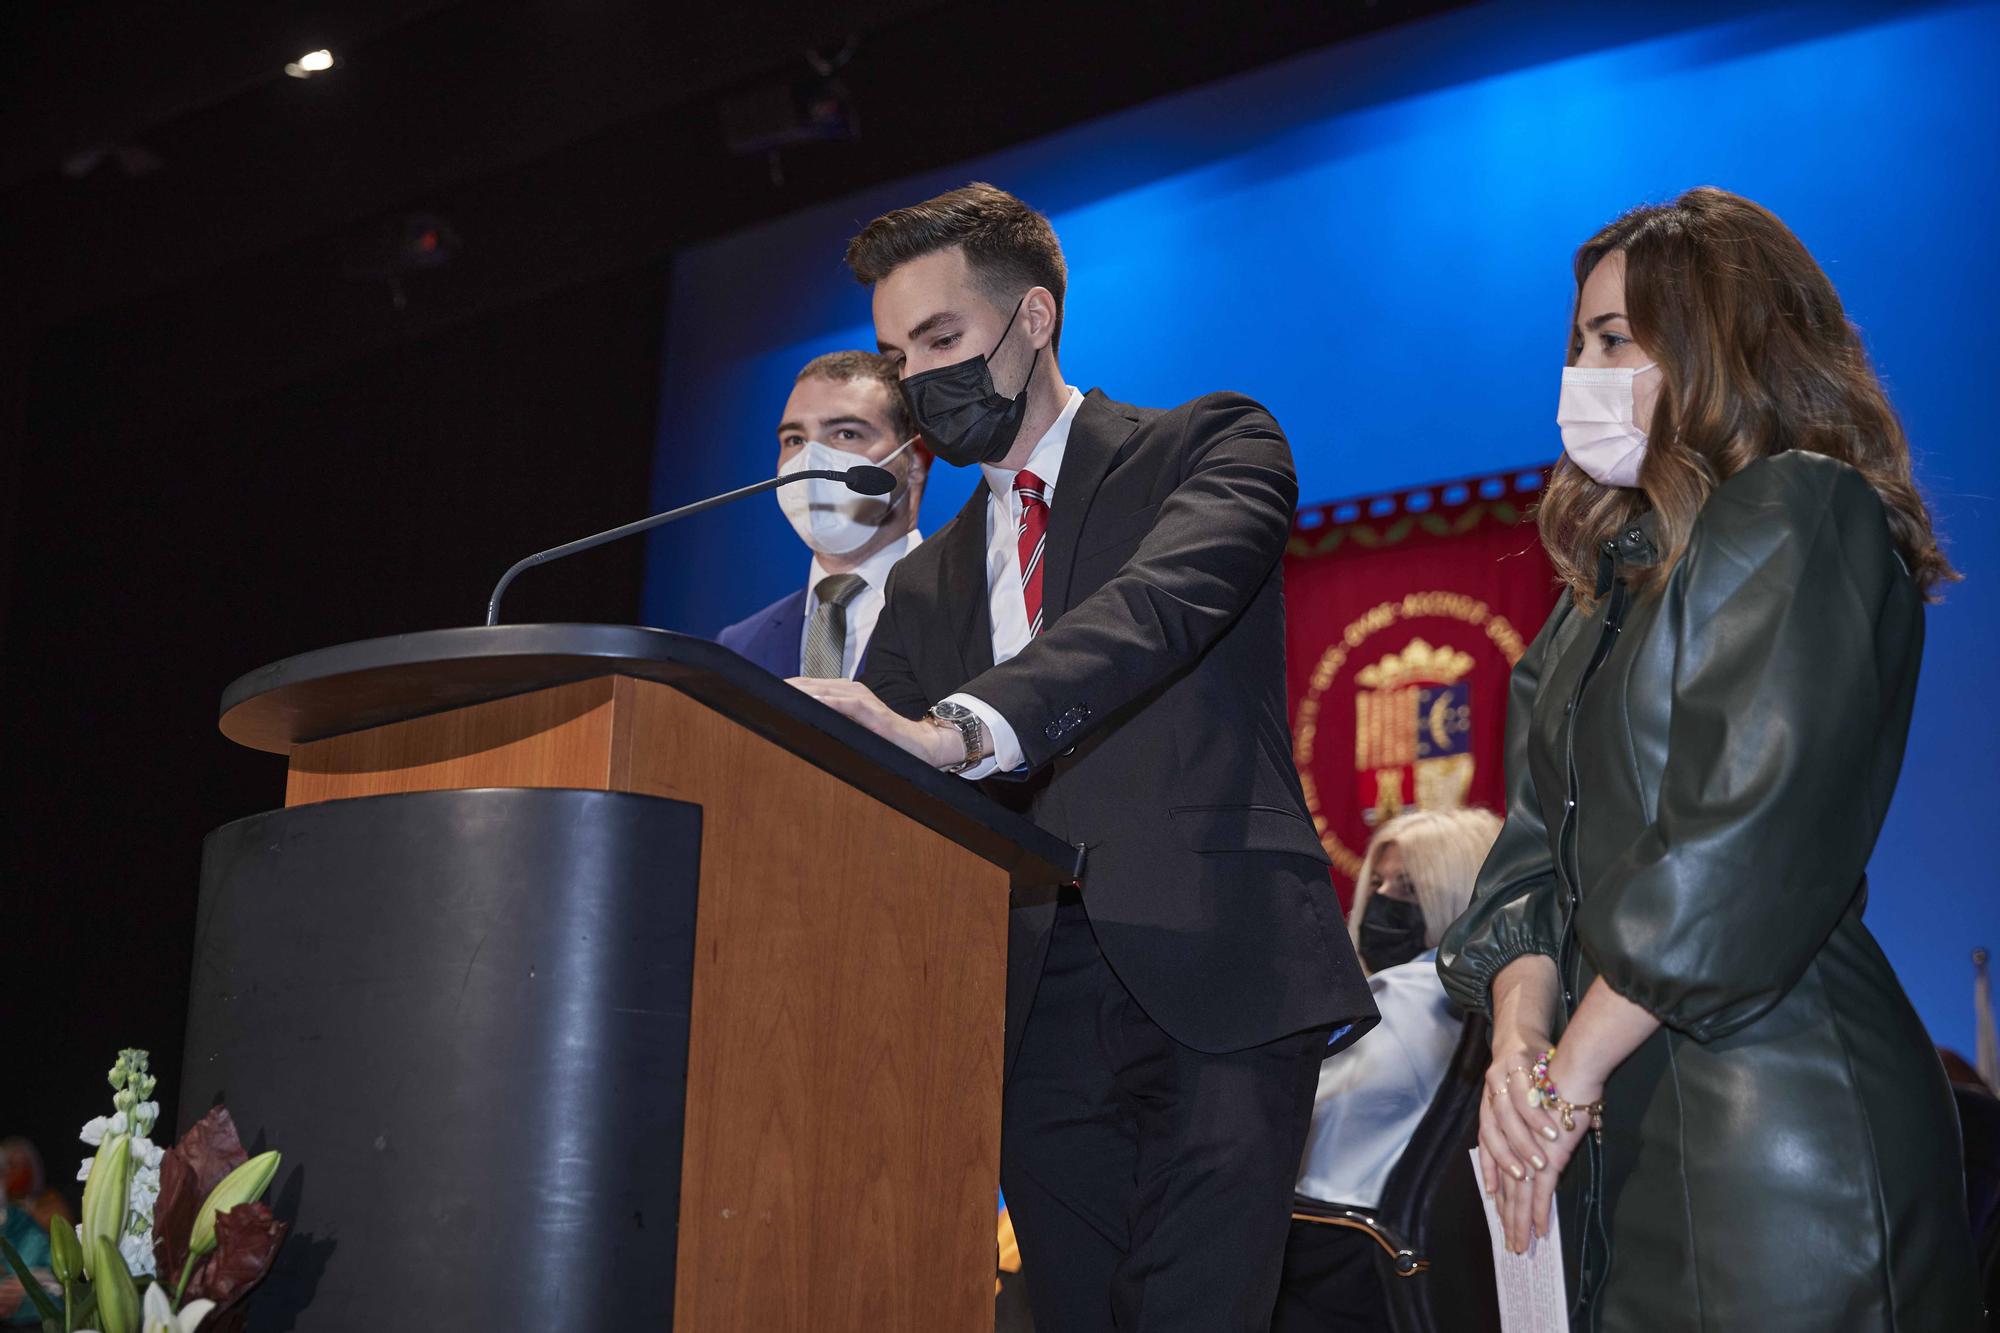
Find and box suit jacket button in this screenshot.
[1044,722,1062,740]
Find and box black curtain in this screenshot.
[5,261,668,1186]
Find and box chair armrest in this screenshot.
[1290,1194,1429,1277]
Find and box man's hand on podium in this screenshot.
[789,677,962,770]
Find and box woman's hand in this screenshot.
[1479,954,1563,1251]
[1517,1053,1600,1250]
[1479,1032,1570,1254]
[1474,959,1657,1254]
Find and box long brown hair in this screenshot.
[1537,186,1956,604]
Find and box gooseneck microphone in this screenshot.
[485,464,896,625]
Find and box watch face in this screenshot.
[933,701,974,722]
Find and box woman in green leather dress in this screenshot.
[1436,186,1982,1331]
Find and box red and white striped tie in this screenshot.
[1013,469,1049,637]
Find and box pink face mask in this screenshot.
[1557,362,1657,488]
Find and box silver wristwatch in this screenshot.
[925,699,991,774]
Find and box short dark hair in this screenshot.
[844,182,1068,352]
[795,349,915,441]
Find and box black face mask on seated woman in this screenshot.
[1358,892,1429,973]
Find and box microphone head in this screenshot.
[844,465,897,496]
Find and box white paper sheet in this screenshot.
[1471,1148,1569,1332]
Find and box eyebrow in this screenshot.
[905,310,959,342]
[776,415,879,437]
[1583,311,1628,331]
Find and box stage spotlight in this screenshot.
[284,49,337,79]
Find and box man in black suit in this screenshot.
[790,183,1377,1332]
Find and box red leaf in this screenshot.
[156,1104,252,1289]
[152,1150,199,1288]
[185,1201,288,1310]
[171,1106,250,1200]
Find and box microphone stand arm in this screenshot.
[485,470,848,626]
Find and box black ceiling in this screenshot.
[3,0,1467,390]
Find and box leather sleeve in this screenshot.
[857,559,933,720]
[949,392,1296,771]
[1576,454,1916,1041]
[1437,595,1572,1018]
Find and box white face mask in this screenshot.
[1557,362,1657,488]
[775,436,918,555]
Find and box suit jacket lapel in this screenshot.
[934,482,996,685]
[1042,390,1139,622]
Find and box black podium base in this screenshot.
[181,787,702,1331]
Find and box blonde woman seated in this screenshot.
[1274,807,1501,1333]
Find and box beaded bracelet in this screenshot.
[1529,1047,1605,1142]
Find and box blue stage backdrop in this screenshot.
[647,0,2000,1055]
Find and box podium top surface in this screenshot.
[219,623,1082,884]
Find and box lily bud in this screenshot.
[91,1235,141,1333]
[48,1216,83,1284]
[189,1150,282,1257]
[79,1132,133,1275]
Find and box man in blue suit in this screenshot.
[718,350,928,679]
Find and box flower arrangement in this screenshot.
[0,1051,290,1333]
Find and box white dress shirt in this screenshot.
[1294,949,1462,1209]
[800,529,922,680]
[941,386,1085,779]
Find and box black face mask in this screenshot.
[900,296,1041,467]
[1358,893,1428,973]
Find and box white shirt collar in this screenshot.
[980,386,1084,505]
[807,527,921,606]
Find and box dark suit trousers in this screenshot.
[1002,896,1331,1332]
[1270,1222,1391,1333]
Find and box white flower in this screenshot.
[122,1152,162,1272]
[119,1228,157,1278]
[77,1050,166,1281]
[78,1117,164,1266]
[140,1284,215,1333]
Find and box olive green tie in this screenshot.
[801,573,868,679]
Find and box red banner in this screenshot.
[1285,469,1559,907]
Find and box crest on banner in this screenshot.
[1354,637,1476,826]
[1283,468,1558,897]
[1292,589,1531,884]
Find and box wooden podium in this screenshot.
[188,625,1078,1332]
